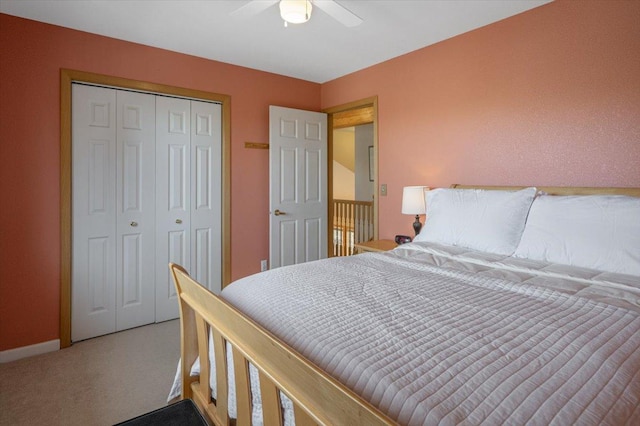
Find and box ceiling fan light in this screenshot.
[279,0,312,24]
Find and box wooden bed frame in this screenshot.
[450,184,640,197]
[171,186,640,426]
[170,263,394,426]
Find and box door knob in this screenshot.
[274,209,286,216]
[130,221,138,227]
[176,219,182,224]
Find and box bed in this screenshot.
[169,185,640,425]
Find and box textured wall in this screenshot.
[321,0,640,239]
[0,13,320,351]
[2,0,640,352]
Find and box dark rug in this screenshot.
[114,399,207,426]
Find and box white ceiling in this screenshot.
[0,0,552,83]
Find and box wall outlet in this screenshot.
[260,259,268,272]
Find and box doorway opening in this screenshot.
[324,97,378,257]
[332,124,375,255]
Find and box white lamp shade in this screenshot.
[401,186,428,215]
[280,0,312,24]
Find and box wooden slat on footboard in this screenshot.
[212,329,229,424]
[232,347,252,426]
[259,371,283,425]
[170,263,396,426]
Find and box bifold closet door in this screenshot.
[115,90,156,332]
[72,85,117,342]
[155,96,191,322]
[155,98,222,322]
[73,84,223,339]
[190,100,222,296]
[72,85,156,341]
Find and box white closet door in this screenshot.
[190,101,222,294]
[115,90,156,331]
[72,84,117,342]
[73,84,223,337]
[155,96,191,322]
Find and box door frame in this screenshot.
[59,69,231,348]
[323,96,379,255]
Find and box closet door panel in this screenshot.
[72,84,117,342]
[156,96,191,321]
[115,90,156,331]
[72,84,224,339]
[191,101,223,294]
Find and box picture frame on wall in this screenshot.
[368,146,374,182]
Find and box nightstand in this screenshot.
[353,239,398,254]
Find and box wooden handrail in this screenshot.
[333,199,375,206]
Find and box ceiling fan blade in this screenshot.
[313,0,363,27]
[230,0,279,18]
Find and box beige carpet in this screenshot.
[0,320,180,426]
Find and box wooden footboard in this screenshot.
[170,263,395,426]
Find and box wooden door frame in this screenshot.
[323,96,379,255]
[60,69,232,348]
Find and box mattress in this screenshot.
[170,242,640,425]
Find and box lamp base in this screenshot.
[412,215,422,236]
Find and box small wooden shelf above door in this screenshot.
[245,142,269,149]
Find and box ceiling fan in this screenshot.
[231,0,363,27]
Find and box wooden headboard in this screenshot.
[450,184,640,198]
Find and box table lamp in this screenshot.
[401,186,428,236]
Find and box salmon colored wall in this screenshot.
[321,0,640,239]
[0,14,320,351]
[3,0,640,352]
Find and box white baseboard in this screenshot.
[0,339,60,363]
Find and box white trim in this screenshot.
[0,339,60,363]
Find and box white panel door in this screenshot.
[269,106,327,269]
[156,96,191,322]
[190,101,222,294]
[115,90,156,331]
[72,84,117,341]
[73,84,223,338]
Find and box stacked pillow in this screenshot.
[414,187,537,256]
[513,194,640,276]
[414,187,640,276]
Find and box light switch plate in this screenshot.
[380,184,387,196]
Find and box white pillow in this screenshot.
[414,187,537,255]
[514,195,640,276]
